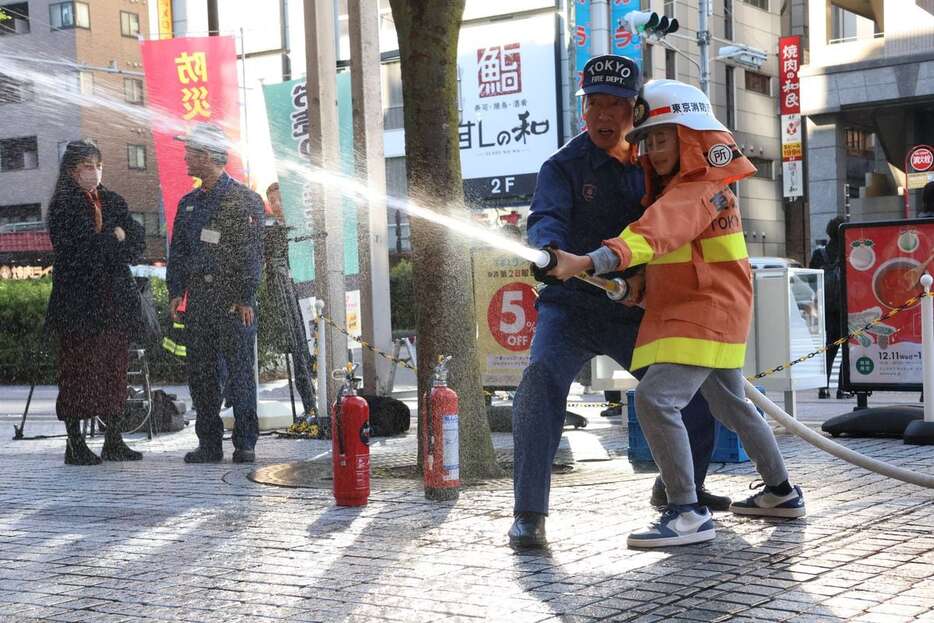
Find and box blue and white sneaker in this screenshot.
[730,484,806,518]
[627,505,715,548]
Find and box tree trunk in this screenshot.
[388,0,502,479]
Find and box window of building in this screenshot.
[78,71,93,95]
[124,78,144,104]
[130,212,160,238]
[745,70,771,95]
[748,157,774,179]
[120,11,139,37]
[127,144,146,170]
[0,136,38,171]
[381,61,404,131]
[725,66,736,129]
[0,73,32,104]
[0,203,41,226]
[724,0,734,39]
[743,0,768,10]
[665,48,676,80]
[0,2,30,35]
[644,44,654,80]
[49,2,90,31]
[845,128,874,156]
[663,0,675,18]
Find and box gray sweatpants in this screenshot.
[635,364,789,505]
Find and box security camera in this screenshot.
[716,45,767,70]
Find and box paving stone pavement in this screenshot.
[3,391,934,622]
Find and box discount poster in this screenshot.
[842,220,934,390]
[472,249,539,387]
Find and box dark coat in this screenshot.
[45,179,145,339]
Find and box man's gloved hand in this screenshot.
[531,247,561,286]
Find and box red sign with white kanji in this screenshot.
[778,35,801,115]
[140,36,243,241]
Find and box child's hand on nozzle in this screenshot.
[548,249,593,281]
[622,272,645,306]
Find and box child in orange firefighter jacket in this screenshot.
[548,79,805,548]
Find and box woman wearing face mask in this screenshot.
[45,139,146,465]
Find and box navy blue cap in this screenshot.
[575,55,641,99]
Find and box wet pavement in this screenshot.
[1,385,934,622]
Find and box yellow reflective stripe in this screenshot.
[700,232,748,263]
[649,243,692,265]
[619,228,654,266]
[162,337,187,357]
[631,337,746,370]
[172,322,185,329]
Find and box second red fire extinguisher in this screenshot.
[422,356,460,501]
[331,363,370,507]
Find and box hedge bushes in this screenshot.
[0,277,282,384]
[0,263,416,384]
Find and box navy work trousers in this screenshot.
[512,300,716,514]
[187,306,259,452]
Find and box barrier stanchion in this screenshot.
[315,300,329,427]
[905,274,934,445]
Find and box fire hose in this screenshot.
[531,247,934,489]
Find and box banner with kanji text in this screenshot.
[140,36,243,241]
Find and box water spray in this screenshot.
[529,248,629,301]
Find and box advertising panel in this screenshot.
[140,36,244,242]
[574,0,591,132]
[472,249,539,387]
[841,220,934,391]
[457,12,560,200]
[778,36,803,199]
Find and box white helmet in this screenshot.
[626,79,728,143]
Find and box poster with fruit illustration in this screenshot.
[842,220,934,390]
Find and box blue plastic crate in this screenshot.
[626,388,762,464]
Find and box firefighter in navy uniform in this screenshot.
[167,123,265,464]
[508,56,727,549]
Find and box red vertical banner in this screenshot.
[778,36,801,115]
[140,36,243,241]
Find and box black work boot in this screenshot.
[696,486,732,512]
[508,512,547,550]
[184,445,223,463]
[101,417,142,461]
[65,428,101,466]
[649,478,732,512]
[232,449,255,464]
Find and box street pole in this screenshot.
[698,0,711,95]
[304,0,347,402]
[591,0,609,55]
[348,0,392,395]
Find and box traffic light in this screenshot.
[622,11,679,43]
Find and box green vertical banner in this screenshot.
[337,70,359,275]
[262,76,359,282]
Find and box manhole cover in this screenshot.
[248,449,649,491]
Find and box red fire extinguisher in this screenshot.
[331,363,370,506]
[422,356,460,501]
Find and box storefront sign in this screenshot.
[841,220,934,391]
[458,12,560,200]
[140,36,243,242]
[472,249,538,387]
[778,36,803,200]
[610,0,643,68]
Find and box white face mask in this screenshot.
[77,168,102,191]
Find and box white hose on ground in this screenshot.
[743,380,934,489]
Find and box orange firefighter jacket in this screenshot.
[602,126,757,371]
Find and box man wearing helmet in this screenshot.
[549,79,806,548]
[509,56,728,550]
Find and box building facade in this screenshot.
[641,0,788,257]
[799,0,934,247]
[0,0,163,259]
